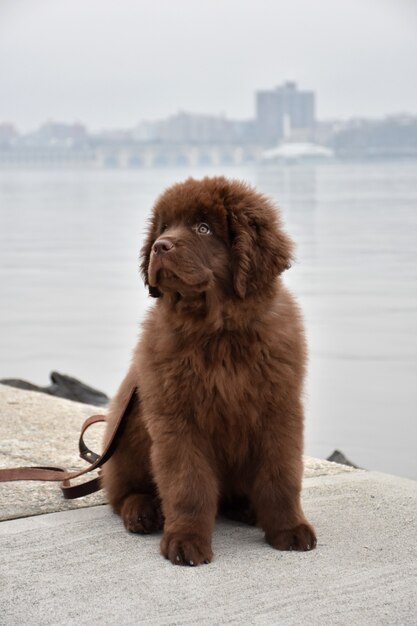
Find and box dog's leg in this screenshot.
[119,492,163,534]
[250,405,317,552]
[149,427,218,566]
[102,369,163,534]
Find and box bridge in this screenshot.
[0,141,264,168]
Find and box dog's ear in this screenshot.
[140,215,161,298]
[228,202,294,299]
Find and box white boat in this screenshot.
[261,142,334,162]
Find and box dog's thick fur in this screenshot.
[102,176,316,565]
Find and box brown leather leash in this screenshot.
[0,386,136,500]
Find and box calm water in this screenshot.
[1,163,416,479]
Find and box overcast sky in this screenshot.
[1,0,416,131]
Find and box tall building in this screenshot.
[256,82,315,145]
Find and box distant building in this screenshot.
[34,121,87,146]
[256,81,315,145]
[332,115,417,158]
[0,123,18,145]
[135,112,241,144]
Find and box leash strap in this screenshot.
[0,385,137,499]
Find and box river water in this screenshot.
[1,162,416,479]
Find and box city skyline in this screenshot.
[2,99,416,168]
[2,87,417,137]
[2,87,416,137]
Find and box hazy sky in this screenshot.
[1,0,416,131]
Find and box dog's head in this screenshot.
[140,177,294,300]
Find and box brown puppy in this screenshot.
[102,176,316,565]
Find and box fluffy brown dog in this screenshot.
[102,176,316,565]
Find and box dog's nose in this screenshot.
[153,239,174,255]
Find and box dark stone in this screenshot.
[0,371,109,406]
[327,449,359,468]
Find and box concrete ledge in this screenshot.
[0,384,355,521]
[1,470,416,625]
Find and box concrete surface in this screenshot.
[1,470,416,626]
[1,385,416,625]
[0,385,354,521]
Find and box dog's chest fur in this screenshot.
[138,321,280,465]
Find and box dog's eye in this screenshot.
[160,223,168,233]
[196,223,211,235]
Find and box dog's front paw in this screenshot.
[161,532,213,566]
[266,522,317,552]
[121,493,163,534]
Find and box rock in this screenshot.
[0,371,109,406]
[327,449,359,468]
[0,385,107,521]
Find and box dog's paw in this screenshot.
[121,493,163,534]
[266,522,317,552]
[161,532,213,566]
